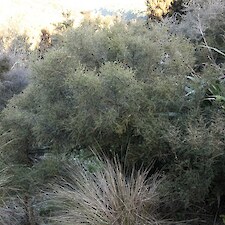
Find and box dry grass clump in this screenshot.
[48,160,164,225]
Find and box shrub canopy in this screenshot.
[0,10,225,215]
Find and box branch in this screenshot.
[199,45,225,57]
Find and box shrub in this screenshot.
[169,0,225,64]
[0,68,28,110]
[64,21,195,79]
[0,47,29,111]
[0,55,11,75]
[0,20,194,163]
[1,18,225,216]
[0,157,68,225]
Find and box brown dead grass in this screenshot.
[48,159,165,225]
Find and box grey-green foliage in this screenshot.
[2,19,224,211]
[161,112,225,207]
[0,20,195,161]
[64,21,194,80]
[168,0,225,64]
[0,55,11,75]
[0,54,28,111]
[170,0,225,40]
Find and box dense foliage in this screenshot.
[0,0,225,224]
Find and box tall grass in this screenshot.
[48,159,164,225]
[0,168,19,225]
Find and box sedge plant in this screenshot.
[47,159,165,225]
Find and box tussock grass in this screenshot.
[0,168,20,225]
[48,159,164,225]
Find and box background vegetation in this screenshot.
[0,0,225,224]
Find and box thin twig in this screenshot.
[197,13,216,64]
[199,45,225,57]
